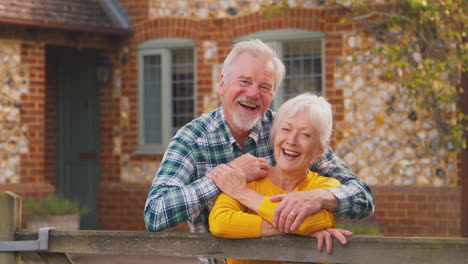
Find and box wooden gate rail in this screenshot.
[2,192,468,264]
[14,229,468,264]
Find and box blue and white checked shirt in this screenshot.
[144,106,374,264]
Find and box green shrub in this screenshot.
[24,195,89,217]
[336,217,382,235]
[336,222,381,235]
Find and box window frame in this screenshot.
[136,38,197,154]
[234,29,325,110]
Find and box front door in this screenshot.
[54,47,100,230]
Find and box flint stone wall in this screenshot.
[335,32,457,186]
[0,40,29,184]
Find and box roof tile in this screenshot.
[0,0,129,31]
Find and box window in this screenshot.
[137,38,196,154]
[235,30,324,109]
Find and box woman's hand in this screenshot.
[270,189,338,232]
[309,228,353,254]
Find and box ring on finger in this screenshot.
[290,211,296,216]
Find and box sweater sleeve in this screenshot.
[209,192,263,239]
[257,197,338,235]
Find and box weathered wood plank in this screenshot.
[15,230,468,264]
[37,252,74,264]
[0,192,22,264]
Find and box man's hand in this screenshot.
[270,189,339,232]
[206,164,248,199]
[229,154,268,182]
[310,228,353,254]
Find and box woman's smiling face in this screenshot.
[273,109,321,174]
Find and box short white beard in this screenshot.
[232,109,261,131]
[231,96,263,131]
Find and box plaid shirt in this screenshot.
[144,106,374,264]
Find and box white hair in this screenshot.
[270,93,333,150]
[221,39,285,92]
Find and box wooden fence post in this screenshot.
[0,192,22,264]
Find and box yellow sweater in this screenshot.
[209,170,341,264]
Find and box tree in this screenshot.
[336,0,467,147]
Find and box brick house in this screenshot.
[0,0,466,237]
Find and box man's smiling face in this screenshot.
[219,52,276,132]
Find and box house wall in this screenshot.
[0,28,54,200]
[97,3,462,237]
[0,1,463,237]
[0,24,122,220]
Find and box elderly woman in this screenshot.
[208,93,343,264]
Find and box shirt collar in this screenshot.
[217,106,236,146]
[217,105,265,147]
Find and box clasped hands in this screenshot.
[206,154,352,253]
[206,154,268,199]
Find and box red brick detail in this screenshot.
[97,182,189,232]
[460,72,468,237]
[20,42,46,184]
[372,186,462,237]
[98,49,123,183]
[44,47,58,185]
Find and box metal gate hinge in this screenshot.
[0,227,54,252]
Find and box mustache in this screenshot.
[235,96,263,108]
